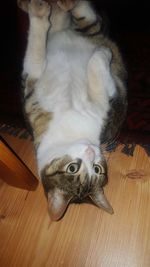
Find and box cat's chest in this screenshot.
[58,109,100,135]
[41,107,102,147]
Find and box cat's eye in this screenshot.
[93,164,104,175]
[67,163,80,174]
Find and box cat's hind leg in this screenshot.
[87,47,116,109]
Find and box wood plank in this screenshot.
[0,138,150,267]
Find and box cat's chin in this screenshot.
[67,142,101,160]
[73,139,92,145]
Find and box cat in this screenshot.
[18,0,127,221]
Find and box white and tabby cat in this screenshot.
[18,0,127,220]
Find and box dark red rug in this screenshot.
[117,33,150,155]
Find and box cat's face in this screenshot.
[41,144,113,220]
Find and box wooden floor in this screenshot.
[0,133,150,267]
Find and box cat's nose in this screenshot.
[84,146,95,162]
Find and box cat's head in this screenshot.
[41,144,113,221]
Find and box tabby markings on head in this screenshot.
[41,155,113,221]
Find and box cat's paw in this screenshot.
[29,0,51,18]
[57,0,77,12]
[17,0,30,13]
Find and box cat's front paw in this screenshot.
[29,0,51,18]
[57,0,77,12]
[17,0,30,13]
[18,0,51,17]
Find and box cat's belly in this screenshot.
[36,31,95,111]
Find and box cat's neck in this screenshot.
[37,138,100,173]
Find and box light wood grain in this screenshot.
[0,134,150,267]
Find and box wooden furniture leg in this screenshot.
[0,137,38,190]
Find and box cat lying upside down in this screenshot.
[18,0,127,221]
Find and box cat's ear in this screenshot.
[17,0,29,13]
[89,188,114,214]
[47,189,72,221]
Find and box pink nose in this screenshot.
[85,146,95,161]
